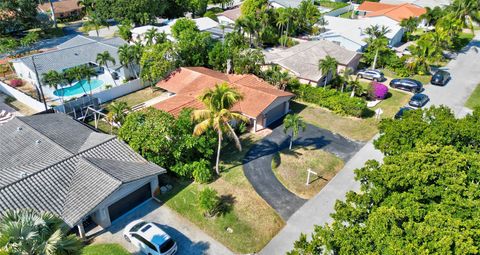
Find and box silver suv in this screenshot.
[357,69,385,81]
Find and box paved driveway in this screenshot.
[92,199,233,255]
[243,124,363,220]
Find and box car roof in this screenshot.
[412,93,427,99]
[138,223,171,246]
[435,70,448,74]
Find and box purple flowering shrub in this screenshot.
[368,82,389,100]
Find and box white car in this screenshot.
[123,220,177,255]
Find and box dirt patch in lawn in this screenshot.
[272,147,344,199]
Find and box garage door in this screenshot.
[108,183,151,222]
[266,102,286,126]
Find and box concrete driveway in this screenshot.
[91,199,233,255]
[243,123,363,220]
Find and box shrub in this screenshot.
[203,10,219,21]
[198,187,220,217]
[4,96,15,104]
[192,160,213,183]
[295,84,368,117]
[9,79,23,87]
[368,82,389,100]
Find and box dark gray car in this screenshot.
[408,93,430,108]
[430,70,451,86]
[357,69,385,81]
[390,78,423,93]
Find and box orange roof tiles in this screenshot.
[358,1,426,22]
[154,67,294,118]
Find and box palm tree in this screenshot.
[364,25,391,70]
[283,114,306,150]
[78,0,95,14]
[340,67,354,93]
[318,55,338,88]
[118,20,133,42]
[80,65,98,95]
[400,17,419,40]
[420,6,443,27]
[96,51,118,86]
[107,101,130,126]
[192,83,249,175]
[0,209,83,255]
[118,45,134,79]
[67,66,88,95]
[84,11,108,37]
[144,28,160,46]
[349,76,360,98]
[276,8,288,44]
[449,0,480,33]
[42,70,65,103]
[39,0,58,29]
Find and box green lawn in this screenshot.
[110,87,166,107]
[157,133,284,254]
[292,88,410,142]
[272,147,344,199]
[465,84,480,109]
[339,11,353,18]
[82,244,129,255]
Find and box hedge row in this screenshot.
[296,85,368,117]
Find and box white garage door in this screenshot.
[266,102,286,126]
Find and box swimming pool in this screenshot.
[53,79,104,97]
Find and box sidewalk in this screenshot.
[260,137,383,254]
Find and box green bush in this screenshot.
[192,159,213,183]
[295,84,368,117]
[198,187,220,217]
[203,10,219,21]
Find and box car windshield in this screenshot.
[131,222,148,232]
[412,94,425,100]
[159,238,175,253]
[433,73,443,78]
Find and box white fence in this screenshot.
[325,5,355,17]
[93,79,144,104]
[0,81,45,112]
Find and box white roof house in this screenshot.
[318,16,404,52]
[131,17,228,43]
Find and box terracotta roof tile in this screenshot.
[155,67,294,118]
[358,1,426,21]
[38,0,81,14]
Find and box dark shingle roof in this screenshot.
[0,113,166,226]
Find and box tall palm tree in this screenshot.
[276,8,288,44]
[0,209,83,255]
[364,25,391,70]
[42,70,65,103]
[77,0,95,14]
[144,28,160,46]
[318,55,338,88]
[84,11,108,37]
[118,45,135,79]
[449,0,480,33]
[107,101,130,127]
[67,66,88,95]
[80,66,98,95]
[118,20,133,42]
[400,17,419,40]
[420,6,443,27]
[96,51,118,86]
[283,114,306,150]
[192,83,249,175]
[340,67,354,93]
[39,0,58,29]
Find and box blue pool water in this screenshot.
[53,79,104,97]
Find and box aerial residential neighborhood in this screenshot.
[0,0,479,254]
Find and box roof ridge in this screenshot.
[80,156,124,182]
[232,75,288,98]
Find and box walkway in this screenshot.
[260,34,480,255]
[243,124,363,220]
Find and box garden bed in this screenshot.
[272,147,344,199]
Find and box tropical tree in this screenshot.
[118,20,133,42]
[318,55,338,87]
[283,114,306,150]
[39,0,58,28]
[420,6,444,27]
[364,25,391,70]
[84,11,108,37]
[77,0,95,14]
[96,51,118,86]
[107,101,130,126]
[20,32,39,53]
[192,83,249,175]
[276,8,288,41]
[140,42,177,85]
[340,67,354,93]
[448,0,480,33]
[66,66,88,95]
[80,65,98,95]
[118,44,138,79]
[400,17,418,40]
[144,27,160,46]
[42,70,65,102]
[0,209,83,255]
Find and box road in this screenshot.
[261,34,480,254]
[92,200,233,255]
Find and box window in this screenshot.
[132,234,158,252]
[159,239,175,253]
[131,221,148,232]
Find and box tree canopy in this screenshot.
[289,106,480,254]
[0,0,39,34]
[91,0,168,25]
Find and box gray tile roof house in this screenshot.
[0,113,165,237]
[263,40,362,85]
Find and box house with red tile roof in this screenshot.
[154,67,294,132]
[357,1,426,22]
[38,0,82,20]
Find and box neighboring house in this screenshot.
[380,0,450,8]
[132,17,233,43]
[0,113,166,237]
[217,6,241,26]
[154,67,294,132]
[319,16,404,52]
[11,35,133,95]
[268,0,303,8]
[263,40,362,86]
[357,1,426,22]
[38,0,82,19]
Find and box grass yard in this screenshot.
[292,89,410,141]
[465,84,480,109]
[339,11,353,18]
[110,87,166,107]
[157,133,284,254]
[272,147,344,199]
[81,244,130,255]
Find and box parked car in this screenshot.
[124,220,177,255]
[357,69,385,81]
[394,106,415,119]
[389,78,423,93]
[408,93,430,108]
[430,70,451,86]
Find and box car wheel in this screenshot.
[358,74,363,79]
[373,78,378,82]
[411,88,417,93]
[124,234,131,243]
